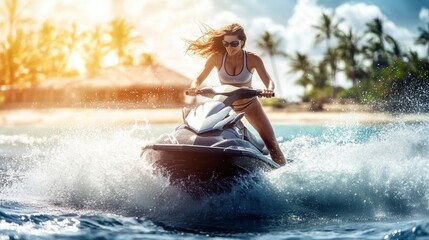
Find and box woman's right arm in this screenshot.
[188,54,219,95]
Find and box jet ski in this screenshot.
[141,85,281,195]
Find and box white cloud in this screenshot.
[281,1,422,96]
[244,17,290,97]
[124,0,219,82]
[28,0,115,27]
[335,2,426,84]
[335,3,383,34]
[336,2,419,55]
[247,17,288,53]
[213,11,246,27]
[419,7,429,21]
[285,0,328,56]
[275,0,330,99]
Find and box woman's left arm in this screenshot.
[252,54,275,91]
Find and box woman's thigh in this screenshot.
[243,100,276,143]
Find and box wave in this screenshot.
[0,207,167,238]
[1,122,429,229]
[270,122,429,221]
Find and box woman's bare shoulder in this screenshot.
[245,51,263,65]
[208,52,223,61]
[245,50,258,57]
[207,53,224,67]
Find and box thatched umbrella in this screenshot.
[31,64,192,107]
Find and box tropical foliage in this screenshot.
[286,13,429,112]
[256,31,287,96]
[0,0,149,90]
[107,18,142,65]
[1,0,428,112]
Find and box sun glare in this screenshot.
[84,0,111,23]
[66,51,86,74]
[102,52,120,68]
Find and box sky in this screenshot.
[19,0,429,100]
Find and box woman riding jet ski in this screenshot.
[141,85,281,196]
[186,23,286,165]
[142,23,287,195]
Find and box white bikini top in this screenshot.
[218,50,252,85]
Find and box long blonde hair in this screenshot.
[187,23,247,58]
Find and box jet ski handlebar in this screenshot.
[186,87,275,99]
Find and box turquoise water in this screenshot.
[1,121,429,239]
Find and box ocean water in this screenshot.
[1,119,429,239]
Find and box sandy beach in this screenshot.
[1,104,428,126]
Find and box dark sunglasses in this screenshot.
[222,40,241,48]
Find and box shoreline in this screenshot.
[1,105,428,127]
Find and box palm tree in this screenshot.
[313,61,329,89]
[288,52,313,96]
[82,24,110,76]
[1,29,39,87]
[405,50,420,72]
[336,28,363,88]
[256,31,286,97]
[60,22,85,74]
[140,53,156,66]
[0,0,32,37]
[313,13,342,98]
[313,13,342,51]
[365,18,386,51]
[107,18,141,65]
[0,0,37,87]
[37,21,64,77]
[324,48,341,97]
[0,47,5,86]
[386,36,401,58]
[364,17,399,67]
[416,22,429,59]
